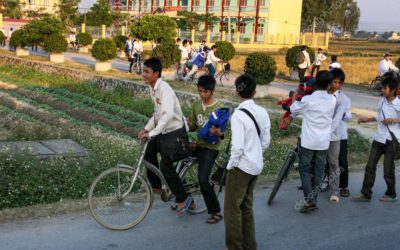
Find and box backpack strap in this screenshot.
[239,108,261,138]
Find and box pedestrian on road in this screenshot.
[288,70,336,213]
[127,35,135,73]
[225,74,271,250]
[311,48,327,76]
[353,72,400,202]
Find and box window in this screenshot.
[259,0,265,6]
[257,23,264,34]
[240,23,246,34]
[155,0,160,6]
[143,0,148,7]
[238,0,247,7]
[167,0,173,6]
[209,0,215,7]
[225,0,230,6]
[194,0,200,6]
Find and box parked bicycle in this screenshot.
[130,54,143,74]
[88,139,224,230]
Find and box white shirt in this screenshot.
[180,45,189,64]
[205,50,221,66]
[339,94,352,140]
[298,51,311,69]
[227,100,271,176]
[329,62,341,71]
[330,91,350,141]
[373,97,400,144]
[144,78,186,138]
[134,40,143,54]
[290,90,336,150]
[379,59,399,76]
[314,53,327,66]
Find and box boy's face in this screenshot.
[382,85,396,98]
[142,65,159,85]
[197,86,214,102]
[330,78,342,93]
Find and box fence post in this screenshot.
[191,29,195,42]
[301,34,306,45]
[325,32,330,49]
[206,30,211,44]
[236,32,240,45]
[101,24,106,38]
[250,32,254,45]
[222,31,226,41]
[122,26,126,36]
[81,23,86,33]
[0,14,3,31]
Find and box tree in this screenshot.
[131,15,177,45]
[3,0,24,19]
[57,0,80,25]
[85,0,112,27]
[24,17,66,47]
[25,8,52,20]
[331,0,360,34]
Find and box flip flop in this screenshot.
[176,197,194,217]
[206,214,223,224]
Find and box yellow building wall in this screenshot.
[20,0,59,15]
[267,0,302,43]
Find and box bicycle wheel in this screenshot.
[219,71,231,87]
[179,162,221,215]
[369,78,382,96]
[88,166,152,230]
[267,151,297,205]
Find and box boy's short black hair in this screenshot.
[202,46,208,52]
[382,72,399,96]
[176,38,181,42]
[315,70,333,90]
[331,55,338,62]
[189,40,193,44]
[331,68,346,83]
[318,48,322,51]
[183,39,188,46]
[211,45,217,50]
[197,75,216,91]
[235,74,257,99]
[301,46,307,51]
[143,57,163,78]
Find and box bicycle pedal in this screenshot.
[160,189,172,202]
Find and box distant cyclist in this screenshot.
[379,52,399,76]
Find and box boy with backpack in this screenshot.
[298,46,311,83]
[188,75,229,224]
[353,73,400,202]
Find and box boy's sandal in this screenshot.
[206,213,223,224]
[299,203,318,213]
[176,197,194,217]
[330,195,339,203]
[340,189,350,197]
[170,203,178,211]
[379,195,398,202]
[351,193,371,202]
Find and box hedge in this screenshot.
[244,52,277,85]
[91,38,118,62]
[76,33,93,46]
[43,33,68,53]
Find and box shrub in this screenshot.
[10,29,28,48]
[113,35,128,50]
[43,33,68,53]
[152,39,181,68]
[24,17,66,46]
[285,45,315,70]
[215,41,236,62]
[76,33,93,46]
[244,52,277,85]
[91,38,117,62]
[131,15,177,44]
[0,31,5,43]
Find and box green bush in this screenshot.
[244,52,277,85]
[113,35,128,50]
[215,41,236,62]
[0,31,5,43]
[24,17,66,46]
[10,29,28,48]
[91,38,118,62]
[43,33,68,53]
[152,39,181,68]
[285,45,315,70]
[76,33,93,46]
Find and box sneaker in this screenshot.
[352,193,371,202]
[379,195,398,202]
[299,203,318,213]
[330,195,339,203]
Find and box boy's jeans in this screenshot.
[327,141,341,196]
[206,63,216,76]
[298,146,329,203]
[361,140,397,199]
[339,139,349,189]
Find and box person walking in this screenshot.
[298,46,311,83]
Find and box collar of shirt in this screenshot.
[152,78,163,92]
[236,99,255,110]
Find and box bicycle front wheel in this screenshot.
[219,72,231,87]
[88,167,152,230]
[370,79,382,96]
[267,151,297,205]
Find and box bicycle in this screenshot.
[369,75,384,97]
[129,53,142,74]
[192,61,231,86]
[267,125,330,205]
[88,139,224,230]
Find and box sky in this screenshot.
[78,0,400,32]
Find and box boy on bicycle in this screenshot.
[353,73,400,202]
[138,58,194,216]
[188,75,226,224]
[205,45,222,77]
[288,70,336,213]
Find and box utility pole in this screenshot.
[227,4,231,42]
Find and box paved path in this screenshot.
[1,168,400,250]
[1,46,381,111]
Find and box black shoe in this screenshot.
[297,185,303,190]
[299,203,318,213]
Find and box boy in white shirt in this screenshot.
[205,45,222,77]
[353,73,400,202]
[289,70,336,213]
[329,55,342,71]
[311,48,327,76]
[298,46,311,83]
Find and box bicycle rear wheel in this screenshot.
[370,78,382,96]
[267,151,297,205]
[219,72,231,87]
[88,166,152,230]
[179,162,221,215]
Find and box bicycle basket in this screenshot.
[224,63,231,72]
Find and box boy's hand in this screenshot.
[138,129,149,139]
[210,126,224,137]
[383,118,396,125]
[358,118,369,124]
[187,117,193,128]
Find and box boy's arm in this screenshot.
[148,90,175,138]
[332,100,346,132]
[227,115,244,170]
[189,104,198,132]
[290,99,309,118]
[261,113,271,153]
[343,97,352,122]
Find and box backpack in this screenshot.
[297,51,305,65]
